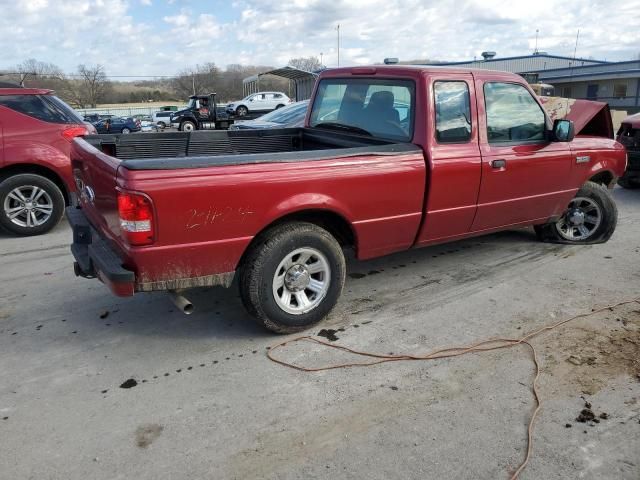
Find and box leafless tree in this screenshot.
[76,64,110,108]
[172,62,221,99]
[288,56,323,72]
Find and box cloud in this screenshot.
[0,0,638,77]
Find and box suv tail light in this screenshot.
[62,125,89,141]
[117,191,154,246]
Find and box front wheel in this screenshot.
[121,127,131,134]
[180,121,196,132]
[535,181,617,244]
[0,174,65,236]
[239,222,346,333]
[236,106,248,117]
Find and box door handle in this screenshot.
[491,159,506,169]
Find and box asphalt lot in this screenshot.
[1,187,639,480]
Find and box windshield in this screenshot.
[187,98,197,109]
[258,100,309,124]
[309,78,415,141]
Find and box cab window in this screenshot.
[484,82,545,143]
[434,81,471,143]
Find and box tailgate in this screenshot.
[70,137,123,241]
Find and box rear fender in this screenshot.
[262,193,355,232]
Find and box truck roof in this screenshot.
[0,87,53,95]
[322,64,523,80]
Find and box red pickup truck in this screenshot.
[68,66,626,333]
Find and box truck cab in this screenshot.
[170,93,233,131]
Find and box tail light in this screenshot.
[62,125,89,141]
[117,191,154,246]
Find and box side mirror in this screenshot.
[553,119,575,142]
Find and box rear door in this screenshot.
[416,73,482,244]
[471,79,574,231]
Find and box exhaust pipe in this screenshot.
[168,290,194,315]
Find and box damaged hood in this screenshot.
[539,96,614,138]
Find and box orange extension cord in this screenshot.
[267,297,640,480]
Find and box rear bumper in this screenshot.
[67,207,136,297]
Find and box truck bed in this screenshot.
[83,128,418,170]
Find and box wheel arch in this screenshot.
[0,163,70,205]
[588,170,615,188]
[238,208,357,270]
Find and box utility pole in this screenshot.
[336,24,340,66]
[320,52,323,67]
[192,74,196,95]
[534,29,539,54]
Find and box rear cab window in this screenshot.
[309,78,415,142]
[434,81,472,143]
[483,82,546,143]
[0,94,84,124]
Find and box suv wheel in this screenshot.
[121,127,131,134]
[239,222,346,333]
[236,106,248,117]
[534,181,617,244]
[0,174,65,236]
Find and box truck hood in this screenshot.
[539,97,613,138]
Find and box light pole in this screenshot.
[320,52,323,67]
[336,24,340,66]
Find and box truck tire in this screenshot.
[534,181,617,244]
[239,222,346,333]
[180,120,196,132]
[236,106,248,117]
[617,176,640,189]
[0,173,65,236]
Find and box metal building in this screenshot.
[242,66,319,101]
[428,53,640,112]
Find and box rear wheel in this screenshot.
[157,121,167,129]
[121,127,131,134]
[239,222,346,333]
[275,104,285,109]
[535,181,617,244]
[180,120,196,132]
[236,106,248,117]
[0,174,65,236]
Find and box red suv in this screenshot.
[0,87,94,235]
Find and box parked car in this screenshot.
[152,111,174,128]
[83,113,114,123]
[616,112,640,188]
[226,92,291,117]
[68,65,626,333]
[0,87,94,235]
[170,94,233,131]
[230,100,309,130]
[92,116,141,134]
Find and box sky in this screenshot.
[0,0,639,78]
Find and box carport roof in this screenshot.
[242,66,319,84]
